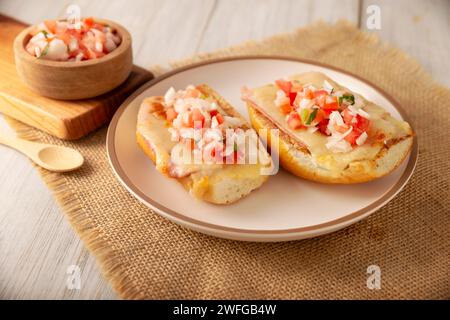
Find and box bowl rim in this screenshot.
[14,17,132,68]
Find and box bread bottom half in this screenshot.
[247,104,413,184]
[137,131,268,204]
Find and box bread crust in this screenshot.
[247,104,413,184]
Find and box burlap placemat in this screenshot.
[6,21,449,299]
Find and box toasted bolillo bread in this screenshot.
[242,72,413,184]
[136,84,272,204]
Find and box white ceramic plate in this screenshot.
[107,57,418,242]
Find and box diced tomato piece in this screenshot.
[289,91,297,105]
[87,50,99,59]
[78,42,96,59]
[341,107,371,132]
[291,81,303,92]
[316,94,326,108]
[166,108,178,122]
[313,90,328,98]
[344,129,360,145]
[334,124,350,134]
[280,103,293,115]
[92,23,105,31]
[318,119,329,135]
[287,112,303,130]
[356,115,370,132]
[203,143,219,161]
[95,51,106,58]
[304,88,314,99]
[66,28,82,41]
[84,17,94,29]
[185,139,195,150]
[324,96,338,110]
[68,49,78,59]
[321,108,333,117]
[342,109,355,124]
[314,109,325,124]
[210,109,218,117]
[184,88,200,98]
[57,32,72,45]
[324,101,338,110]
[215,113,224,125]
[275,79,292,96]
[192,108,205,127]
[44,20,57,33]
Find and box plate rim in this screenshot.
[106,55,418,237]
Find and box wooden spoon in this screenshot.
[0,132,84,172]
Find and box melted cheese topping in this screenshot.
[137,86,270,179]
[251,72,412,171]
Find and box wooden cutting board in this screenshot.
[0,15,153,140]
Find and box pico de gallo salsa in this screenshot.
[273,78,371,153]
[25,17,121,61]
[163,86,247,165]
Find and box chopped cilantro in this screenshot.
[305,108,318,125]
[338,94,355,106]
[300,108,309,123]
[38,44,49,58]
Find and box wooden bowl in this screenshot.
[13,18,132,100]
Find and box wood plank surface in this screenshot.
[0,0,447,299]
[361,0,450,87]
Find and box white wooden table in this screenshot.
[0,0,448,299]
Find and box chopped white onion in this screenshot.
[41,39,69,61]
[274,89,290,107]
[34,46,41,57]
[168,128,180,141]
[211,116,219,129]
[329,111,345,127]
[325,124,353,153]
[299,98,313,109]
[75,52,84,61]
[69,38,78,52]
[104,37,117,52]
[174,98,189,114]
[357,108,371,119]
[29,32,46,44]
[164,87,176,106]
[323,80,334,94]
[179,128,195,139]
[356,131,368,146]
